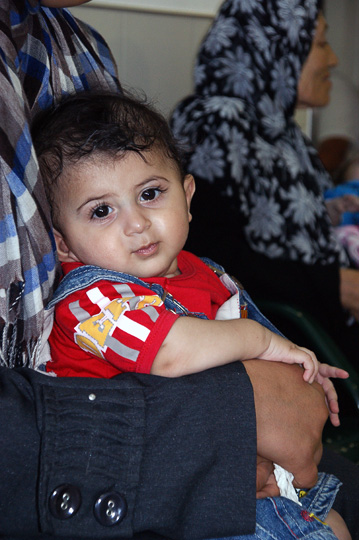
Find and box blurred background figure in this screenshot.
[170,0,359,368]
[325,150,359,268]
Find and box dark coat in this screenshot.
[0,363,256,539]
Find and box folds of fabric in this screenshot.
[0,0,120,367]
[171,0,342,269]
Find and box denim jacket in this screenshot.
[46,257,281,336]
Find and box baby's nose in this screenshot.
[123,208,150,235]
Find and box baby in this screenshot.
[32,91,350,540]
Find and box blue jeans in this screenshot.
[220,473,341,540]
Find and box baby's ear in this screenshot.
[184,174,196,221]
[53,229,78,263]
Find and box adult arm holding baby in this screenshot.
[151,313,348,427]
[153,319,338,492]
[246,360,328,492]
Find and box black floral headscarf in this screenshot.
[171,0,342,266]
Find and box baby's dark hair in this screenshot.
[32,90,185,225]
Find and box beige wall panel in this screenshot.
[71,5,211,117]
[72,2,359,141]
[325,0,359,84]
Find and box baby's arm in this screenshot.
[151,316,318,379]
[60,282,312,377]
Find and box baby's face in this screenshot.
[54,151,195,278]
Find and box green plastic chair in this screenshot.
[257,300,359,463]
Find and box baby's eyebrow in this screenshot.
[137,176,169,187]
[76,193,113,212]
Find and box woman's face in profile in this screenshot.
[297,13,338,109]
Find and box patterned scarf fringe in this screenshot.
[0,322,47,370]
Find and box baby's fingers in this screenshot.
[297,346,319,383]
[328,410,340,427]
[316,374,340,427]
[318,363,349,380]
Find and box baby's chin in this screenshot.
[97,255,180,279]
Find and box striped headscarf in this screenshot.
[0,0,121,367]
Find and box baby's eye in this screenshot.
[140,188,162,202]
[92,205,113,219]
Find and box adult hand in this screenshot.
[340,267,359,320]
[244,360,328,490]
[256,456,279,498]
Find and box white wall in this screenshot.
[72,0,359,136]
[324,0,359,85]
[71,3,212,117]
[313,0,359,142]
[89,0,222,17]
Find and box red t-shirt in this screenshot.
[48,251,230,378]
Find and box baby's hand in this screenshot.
[258,332,319,383]
[315,363,349,427]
